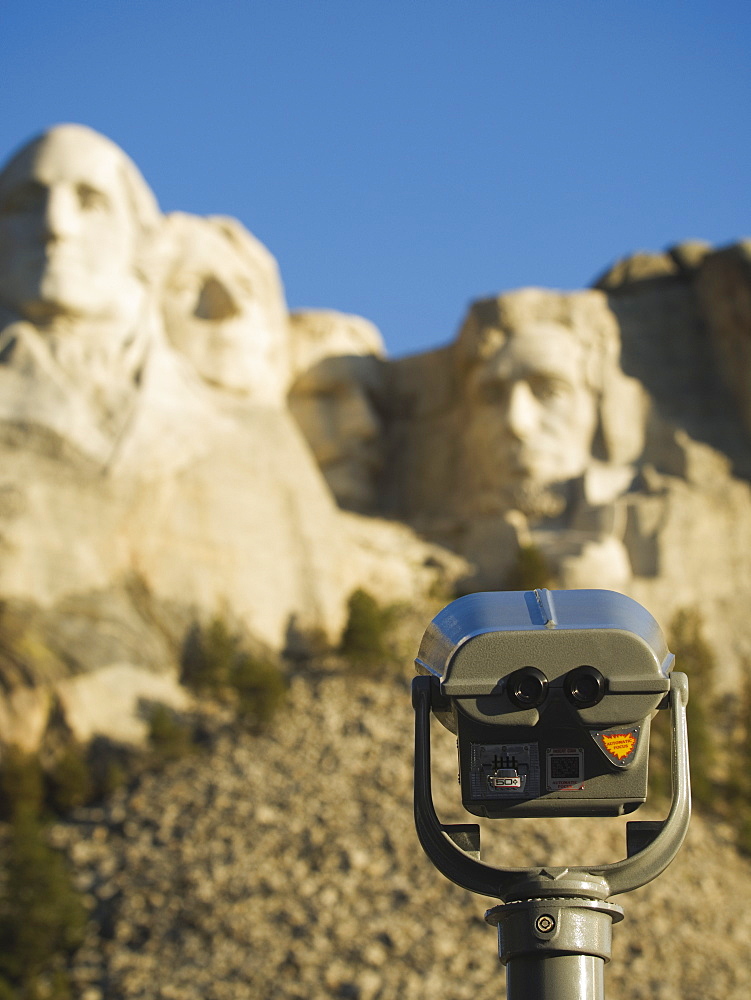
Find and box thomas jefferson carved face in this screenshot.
[465,321,598,501]
[0,126,147,324]
[160,214,290,404]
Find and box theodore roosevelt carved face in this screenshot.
[0,124,158,326]
[289,354,385,510]
[288,312,386,512]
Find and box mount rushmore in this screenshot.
[0,122,749,749]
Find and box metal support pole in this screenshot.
[485,896,624,1000]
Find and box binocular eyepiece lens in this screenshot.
[505,665,606,709]
[564,666,605,708]
[507,667,548,708]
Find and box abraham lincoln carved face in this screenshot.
[455,289,634,518]
[466,320,598,492]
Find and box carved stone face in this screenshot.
[466,322,597,495]
[0,127,141,323]
[288,354,384,511]
[161,214,290,403]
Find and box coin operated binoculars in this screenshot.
[412,589,690,1000]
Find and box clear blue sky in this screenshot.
[1,1,749,357]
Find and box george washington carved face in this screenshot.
[0,125,157,325]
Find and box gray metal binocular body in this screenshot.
[416,589,673,818]
[413,588,691,903]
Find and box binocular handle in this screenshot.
[412,672,691,902]
[413,674,526,899]
[595,671,691,896]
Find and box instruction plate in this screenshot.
[469,742,540,799]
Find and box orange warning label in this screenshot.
[601,733,637,760]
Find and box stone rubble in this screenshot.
[50,666,751,1000]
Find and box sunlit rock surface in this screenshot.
[0,121,750,738]
[1,121,751,1000]
[0,126,463,744]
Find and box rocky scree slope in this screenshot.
[52,665,751,1000]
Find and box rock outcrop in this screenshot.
[0,121,750,747]
[0,125,465,747]
[2,120,751,1000]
